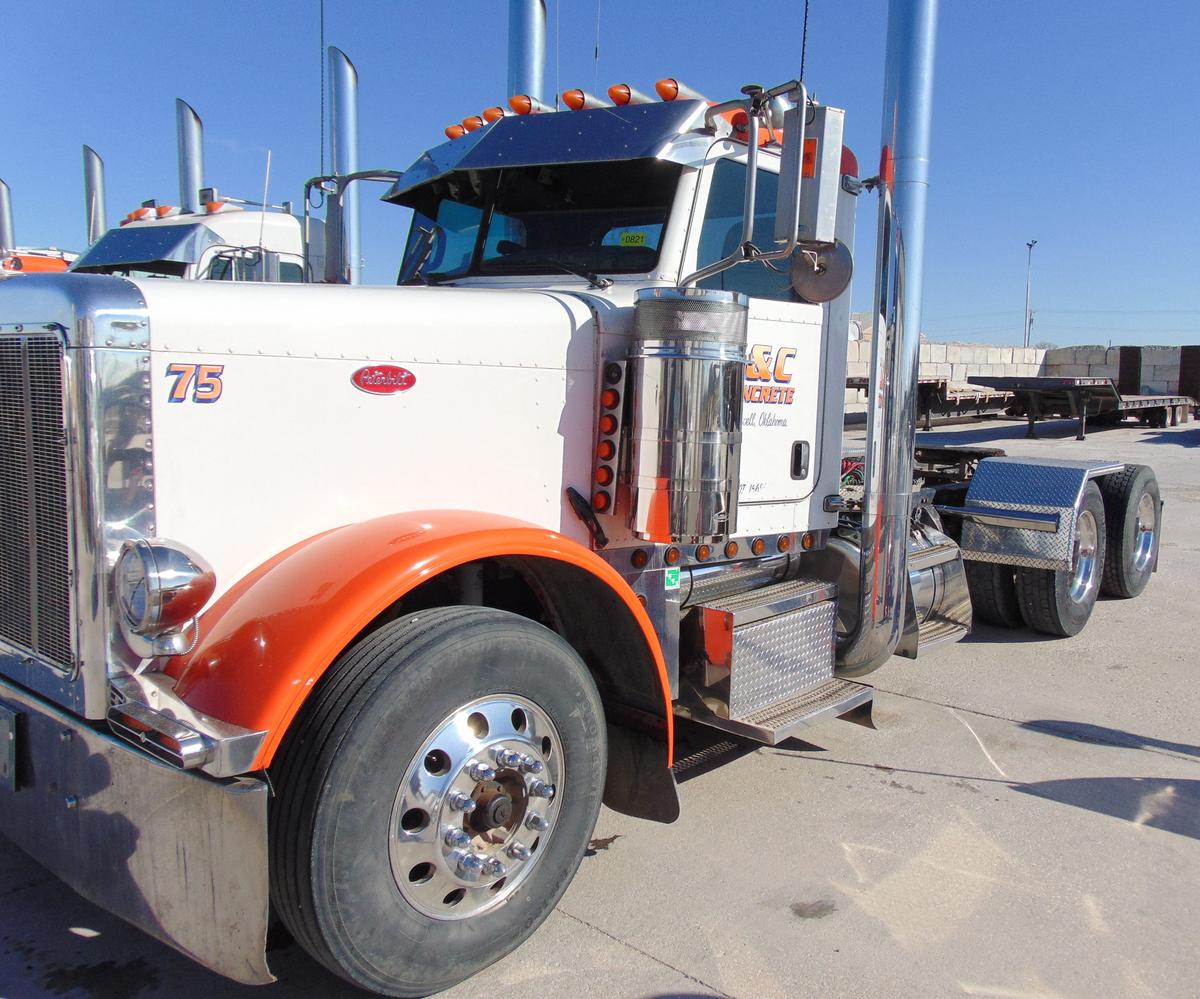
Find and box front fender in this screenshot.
[165,510,672,768]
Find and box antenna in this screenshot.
[258,149,272,278]
[319,0,326,177]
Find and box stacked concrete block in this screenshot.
[1139,347,1181,394]
[1041,345,1173,391]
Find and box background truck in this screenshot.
[0,1,1163,996]
[0,178,75,278]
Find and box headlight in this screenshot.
[115,539,216,657]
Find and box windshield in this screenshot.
[398,159,682,283]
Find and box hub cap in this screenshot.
[389,695,562,920]
[1133,492,1157,572]
[1069,509,1100,604]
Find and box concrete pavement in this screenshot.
[2,415,1197,998]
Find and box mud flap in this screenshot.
[603,721,680,824]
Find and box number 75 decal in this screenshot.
[165,363,224,404]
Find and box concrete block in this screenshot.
[946,345,965,363]
[1088,365,1118,380]
[846,360,869,379]
[972,347,988,365]
[1142,347,1179,366]
[999,348,1013,364]
[1004,364,1021,376]
[1081,349,1107,365]
[935,363,952,378]
[951,363,968,383]
[1033,349,1046,367]
[1043,347,1076,366]
[930,344,947,363]
[984,348,1000,365]
[919,343,931,362]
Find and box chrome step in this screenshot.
[680,678,873,745]
[917,612,969,650]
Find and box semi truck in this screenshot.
[0,179,75,279]
[0,2,1163,996]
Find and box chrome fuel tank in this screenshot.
[624,288,748,543]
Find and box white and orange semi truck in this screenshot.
[0,1,1163,995]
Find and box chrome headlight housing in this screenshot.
[114,539,216,658]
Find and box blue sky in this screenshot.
[3,1,1198,346]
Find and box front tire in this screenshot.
[1015,482,1107,636]
[270,607,606,997]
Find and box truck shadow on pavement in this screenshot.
[1019,718,1200,758]
[1141,428,1200,447]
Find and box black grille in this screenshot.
[0,334,73,670]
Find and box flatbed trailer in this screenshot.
[969,374,1197,440]
[846,375,1013,429]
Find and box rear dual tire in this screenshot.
[1098,464,1160,598]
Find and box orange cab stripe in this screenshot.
[165,511,673,768]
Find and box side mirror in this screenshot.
[774,95,806,247]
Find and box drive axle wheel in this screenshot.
[1015,482,1107,637]
[964,560,1022,628]
[270,607,606,997]
[1098,464,1160,598]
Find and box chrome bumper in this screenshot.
[0,678,273,986]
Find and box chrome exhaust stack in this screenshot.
[0,180,13,256]
[175,99,205,215]
[83,145,107,245]
[507,0,546,105]
[328,46,360,285]
[625,288,748,544]
[835,0,939,676]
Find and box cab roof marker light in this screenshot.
[655,78,708,102]
[508,94,555,115]
[445,124,468,140]
[562,88,611,110]
[155,205,181,218]
[462,116,486,132]
[482,106,512,123]
[607,83,654,106]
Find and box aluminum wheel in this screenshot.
[1069,508,1100,604]
[1132,491,1157,572]
[389,694,562,921]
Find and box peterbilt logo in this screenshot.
[352,365,416,395]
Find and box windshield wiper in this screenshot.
[489,258,613,290]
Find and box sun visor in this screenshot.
[384,100,709,207]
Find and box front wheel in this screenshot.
[270,606,606,997]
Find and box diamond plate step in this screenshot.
[679,678,873,745]
[918,613,968,650]
[696,577,837,626]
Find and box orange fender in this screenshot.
[165,510,672,768]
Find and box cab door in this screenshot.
[684,150,831,536]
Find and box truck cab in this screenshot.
[70,199,320,282]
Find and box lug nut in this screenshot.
[526,813,549,832]
[444,828,471,849]
[519,755,543,775]
[483,857,507,877]
[493,747,523,768]
[448,791,476,813]
[453,851,485,881]
[529,780,556,800]
[506,843,532,861]
[467,762,496,782]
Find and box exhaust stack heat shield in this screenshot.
[625,288,748,544]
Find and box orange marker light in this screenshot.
[483,106,508,123]
[801,532,815,550]
[751,538,766,556]
[563,88,611,110]
[597,439,615,461]
[601,388,619,409]
[724,541,739,559]
[655,78,708,102]
[445,124,467,140]
[631,549,649,569]
[592,491,611,512]
[777,535,793,553]
[696,544,711,561]
[462,116,485,132]
[508,94,554,115]
[596,466,613,486]
[802,137,818,179]
[664,547,681,566]
[598,414,617,435]
[608,83,653,106]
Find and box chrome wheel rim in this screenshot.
[389,695,562,921]
[1132,492,1157,572]
[1070,509,1100,604]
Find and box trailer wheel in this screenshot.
[964,560,1022,628]
[269,606,606,997]
[1015,482,1107,637]
[1098,464,1160,598]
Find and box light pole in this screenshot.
[1023,239,1037,348]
